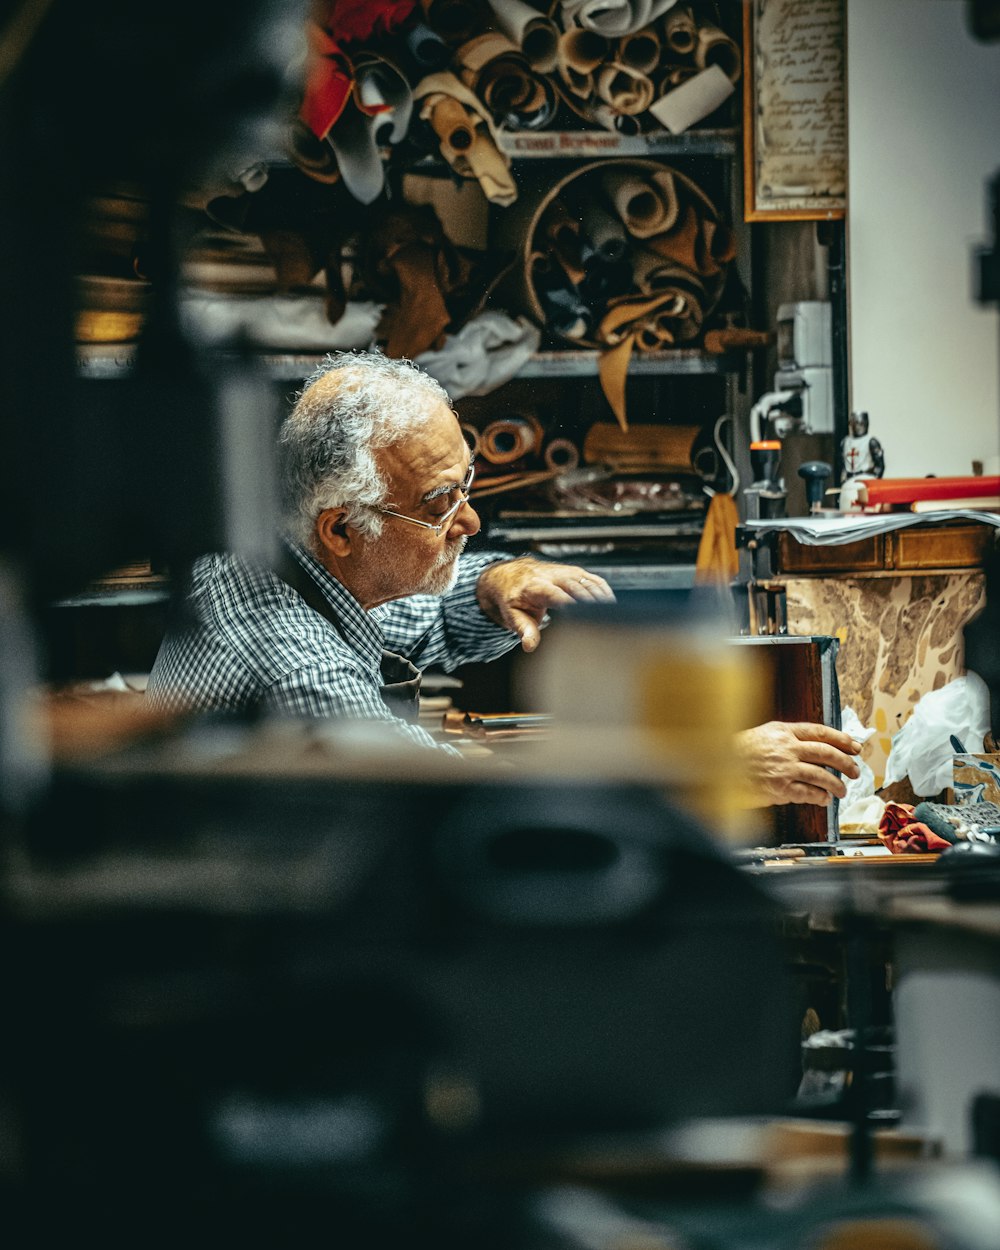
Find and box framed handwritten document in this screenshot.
[743,0,846,221]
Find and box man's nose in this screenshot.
[451,497,480,538]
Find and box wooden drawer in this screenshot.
[891,524,996,570]
[775,523,996,574]
[777,533,885,573]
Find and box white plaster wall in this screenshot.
[846,0,1000,477]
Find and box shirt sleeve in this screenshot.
[262,658,464,757]
[375,550,520,670]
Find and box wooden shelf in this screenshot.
[495,127,739,160]
[78,344,742,382]
[515,349,737,377]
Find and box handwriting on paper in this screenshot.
[753,0,846,211]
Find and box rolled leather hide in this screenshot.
[556,27,609,98]
[594,62,655,116]
[486,0,559,73]
[663,3,697,54]
[561,0,680,39]
[601,167,679,238]
[694,21,742,82]
[618,27,661,74]
[414,72,517,205]
[455,32,554,130]
[543,437,582,472]
[481,414,543,464]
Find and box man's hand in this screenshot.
[476,557,616,652]
[735,721,862,808]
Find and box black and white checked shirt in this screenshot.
[146,542,520,752]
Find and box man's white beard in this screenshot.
[374,533,468,600]
[417,535,467,595]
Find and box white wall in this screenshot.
[847,0,1000,477]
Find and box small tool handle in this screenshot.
[703,327,773,354]
[798,460,832,511]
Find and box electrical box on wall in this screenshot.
[773,301,834,435]
[776,301,832,370]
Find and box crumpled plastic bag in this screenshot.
[882,672,991,797]
[416,312,540,399]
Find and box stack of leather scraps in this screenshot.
[175,167,375,351]
[354,202,516,357]
[291,1,740,208]
[184,169,520,364]
[496,159,734,427]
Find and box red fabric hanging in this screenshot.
[299,0,418,138]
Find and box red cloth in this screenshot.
[878,801,952,854]
[299,1,417,138]
[321,0,416,45]
[300,24,354,139]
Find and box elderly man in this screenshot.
[147,351,860,803]
[147,352,614,746]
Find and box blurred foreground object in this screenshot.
[531,588,767,840]
[3,724,796,1240]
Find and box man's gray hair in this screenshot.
[279,351,452,545]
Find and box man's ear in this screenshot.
[315,508,353,558]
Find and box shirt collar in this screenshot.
[284,539,386,672]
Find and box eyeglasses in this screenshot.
[374,459,476,534]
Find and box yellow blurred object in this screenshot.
[534,611,769,842]
[694,491,739,585]
[75,310,143,343]
[809,1219,940,1250]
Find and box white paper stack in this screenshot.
[744,511,1000,547]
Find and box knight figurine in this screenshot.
[839,410,885,509]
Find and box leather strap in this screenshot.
[694,492,740,585]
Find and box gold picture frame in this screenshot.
[742,0,847,222]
